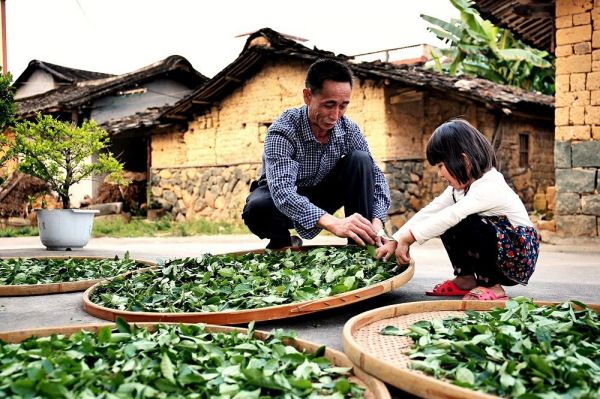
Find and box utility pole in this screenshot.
[0,0,6,74]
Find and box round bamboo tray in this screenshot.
[0,256,155,296]
[343,300,600,399]
[0,322,390,399]
[82,246,415,324]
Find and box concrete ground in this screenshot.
[1,234,599,397]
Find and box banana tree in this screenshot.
[422,0,554,94]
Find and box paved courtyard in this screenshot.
[2,234,599,351]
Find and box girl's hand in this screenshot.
[375,240,397,262]
[394,230,416,265]
[395,240,411,264]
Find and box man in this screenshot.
[242,58,391,249]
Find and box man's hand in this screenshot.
[371,218,385,247]
[317,213,377,246]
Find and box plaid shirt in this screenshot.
[258,105,390,239]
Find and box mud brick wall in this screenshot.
[554,0,600,236]
[150,58,554,229]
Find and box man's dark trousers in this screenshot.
[242,150,375,248]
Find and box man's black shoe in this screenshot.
[290,235,303,247]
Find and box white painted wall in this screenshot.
[15,70,57,99]
[91,79,193,123]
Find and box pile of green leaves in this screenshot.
[380,297,600,398]
[90,246,402,313]
[0,320,364,398]
[0,253,147,285]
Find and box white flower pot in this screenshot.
[35,209,100,250]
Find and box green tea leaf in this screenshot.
[380,326,404,336]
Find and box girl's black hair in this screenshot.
[426,118,497,185]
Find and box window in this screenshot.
[519,134,529,168]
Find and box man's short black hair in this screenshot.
[426,118,497,185]
[305,59,354,94]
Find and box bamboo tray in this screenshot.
[82,246,415,324]
[0,322,391,399]
[0,256,155,296]
[342,300,600,399]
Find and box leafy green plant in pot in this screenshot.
[5,113,126,250]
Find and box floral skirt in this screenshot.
[485,216,540,285]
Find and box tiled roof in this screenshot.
[16,55,208,119]
[163,28,553,121]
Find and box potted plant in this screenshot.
[3,113,126,250]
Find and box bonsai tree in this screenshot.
[6,113,126,209]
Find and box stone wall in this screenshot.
[382,160,423,231]
[554,0,600,236]
[150,164,261,223]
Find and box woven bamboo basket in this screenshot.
[83,246,415,324]
[0,256,155,296]
[0,322,390,399]
[342,300,600,399]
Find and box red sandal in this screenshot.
[426,280,471,296]
[462,287,509,301]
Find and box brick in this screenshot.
[536,219,556,232]
[557,25,592,45]
[571,73,587,90]
[586,71,600,89]
[556,54,592,73]
[555,141,572,168]
[585,105,600,124]
[533,193,547,212]
[556,192,582,213]
[557,15,573,28]
[591,90,600,104]
[571,106,586,124]
[593,60,600,71]
[594,30,600,48]
[569,107,585,125]
[574,12,592,25]
[582,194,600,214]
[556,168,597,192]
[546,186,557,211]
[574,41,593,54]
[555,74,570,92]
[556,107,570,125]
[555,215,597,237]
[555,45,574,57]
[556,125,591,140]
[569,73,586,91]
[593,49,600,60]
[555,91,589,107]
[557,0,593,17]
[593,7,600,20]
[593,126,600,139]
[572,140,600,166]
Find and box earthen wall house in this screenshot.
[151,29,554,230]
[474,0,600,238]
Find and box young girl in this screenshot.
[376,119,539,300]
